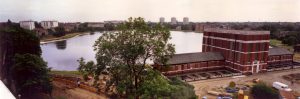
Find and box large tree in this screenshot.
[12,54,52,97]
[92,17,175,98]
[1,22,52,97]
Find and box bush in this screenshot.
[229,81,236,88]
[251,82,279,99]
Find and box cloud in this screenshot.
[0,0,299,22]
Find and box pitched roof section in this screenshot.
[204,28,270,35]
[268,47,293,56]
[166,52,224,65]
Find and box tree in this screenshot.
[282,35,298,46]
[53,27,66,37]
[1,23,52,97]
[251,82,279,99]
[12,54,52,97]
[77,57,95,81]
[92,17,175,98]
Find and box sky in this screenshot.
[0,0,300,22]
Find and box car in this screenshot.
[225,87,239,93]
[272,82,292,91]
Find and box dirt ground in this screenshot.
[51,81,107,99]
[189,68,300,99]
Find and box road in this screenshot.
[189,68,300,98]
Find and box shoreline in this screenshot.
[40,32,90,44]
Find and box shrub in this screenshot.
[251,82,279,99]
[229,81,236,88]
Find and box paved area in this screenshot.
[189,68,300,98]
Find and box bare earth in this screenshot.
[52,81,107,99]
[189,68,300,98]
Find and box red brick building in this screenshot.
[154,28,294,76]
[203,28,270,73]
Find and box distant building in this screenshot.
[195,23,205,32]
[87,22,105,28]
[20,21,35,30]
[41,21,59,29]
[183,17,189,25]
[159,17,165,23]
[34,28,48,37]
[62,23,80,32]
[175,26,181,31]
[171,17,177,25]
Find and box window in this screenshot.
[239,43,242,51]
[230,42,234,49]
[248,44,253,52]
[256,43,260,51]
[237,53,241,62]
[255,53,259,60]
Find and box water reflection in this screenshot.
[41,31,203,71]
[55,40,67,50]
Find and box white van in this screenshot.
[272,82,292,91]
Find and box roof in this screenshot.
[269,48,293,56]
[0,80,15,99]
[165,52,224,65]
[204,28,270,35]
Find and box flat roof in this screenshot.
[204,28,270,35]
[269,47,293,56]
[164,52,224,65]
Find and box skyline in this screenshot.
[1,0,300,22]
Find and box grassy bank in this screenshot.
[270,39,293,50]
[50,70,81,77]
[270,39,300,61]
[40,32,83,42]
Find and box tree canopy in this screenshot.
[77,17,198,98]
[1,22,52,97]
[12,54,52,96]
[251,82,279,99]
[93,17,175,98]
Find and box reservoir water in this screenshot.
[41,31,203,71]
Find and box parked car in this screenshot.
[272,82,292,91]
[225,87,239,93]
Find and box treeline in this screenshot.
[228,22,300,46]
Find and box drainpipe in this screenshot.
[232,35,237,70]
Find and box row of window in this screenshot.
[204,38,269,52]
[169,61,222,71]
[268,55,293,61]
[204,32,269,41]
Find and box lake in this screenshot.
[41,31,203,71]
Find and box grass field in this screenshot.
[41,32,82,42]
[270,39,293,50]
[50,70,81,77]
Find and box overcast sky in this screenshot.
[0,0,300,22]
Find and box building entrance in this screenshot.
[252,60,260,73]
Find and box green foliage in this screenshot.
[229,81,236,88]
[1,23,52,97]
[169,77,197,99]
[251,82,279,99]
[91,17,175,98]
[282,33,300,46]
[52,27,66,37]
[1,24,42,56]
[12,54,52,96]
[139,69,174,98]
[77,57,95,81]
